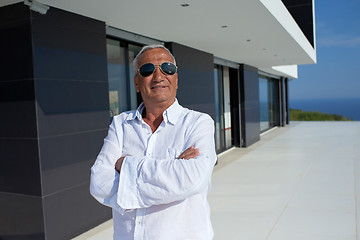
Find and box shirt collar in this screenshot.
[124,103,145,122]
[125,99,182,125]
[163,99,182,125]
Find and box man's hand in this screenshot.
[115,157,125,173]
[178,146,200,160]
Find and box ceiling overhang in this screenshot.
[5,0,317,77]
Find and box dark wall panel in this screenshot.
[39,130,107,195]
[273,80,281,127]
[279,77,285,127]
[31,6,109,135]
[33,45,107,83]
[0,3,36,138]
[43,183,111,240]
[0,192,45,240]
[240,64,260,147]
[35,80,109,116]
[165,42,216,120]
[285,78,290,124]
[0,4,44,239]
[0,4,34,82]
[0,81,37,139]
[28,6,112,239]
[31,7,106,56]
[229,68,241,147]
[0,3,42,198]
[0,139,41,196]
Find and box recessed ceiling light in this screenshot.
[181,4,190,7]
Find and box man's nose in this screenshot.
[152,66,164,80]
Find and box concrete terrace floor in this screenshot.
[74,121,360,240]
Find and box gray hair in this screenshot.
[133,44,176,75]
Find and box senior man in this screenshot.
[90,45,217,240]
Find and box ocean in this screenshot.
[289,98,360,121]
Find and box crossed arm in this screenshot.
[115,146,200,173]
[90,114,216,213]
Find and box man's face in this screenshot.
[134,48,178,107]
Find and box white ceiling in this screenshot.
[6,0,317,77]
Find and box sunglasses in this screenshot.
[138,62,178,77]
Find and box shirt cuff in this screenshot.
[117,156,143,210]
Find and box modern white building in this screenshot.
[0,0,316,239]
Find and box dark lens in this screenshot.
[139,63,155,77]
[161,62,177,75]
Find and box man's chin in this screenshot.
[147,97,175,106]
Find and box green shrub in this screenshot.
[289,109,353,121]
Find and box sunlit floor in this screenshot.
[210,121,360,240]
[73,121,360,240]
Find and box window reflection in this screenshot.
[107,39,127,117]
[214,67,222,152]
[106,39,142,118]
[128,44,142,109]
[259,76,278,132]
[259,77,270,131]
[214,65,232,153]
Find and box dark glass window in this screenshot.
[259,75,278,132]
[259,77,270,131]
[107,39,127,117]
[128,44,143,109]
[106,38,142,117]
[214,65,232,153]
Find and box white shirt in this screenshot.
[90,100,217,240]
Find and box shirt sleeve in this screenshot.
[89,118,127,214]
[117,114,217,210]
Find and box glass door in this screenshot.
[214,65,232,153]
[106,38,142,117]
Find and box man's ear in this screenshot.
[134,76,139,92]
[176,74,178,89]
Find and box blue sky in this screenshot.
[290,0,360,100]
